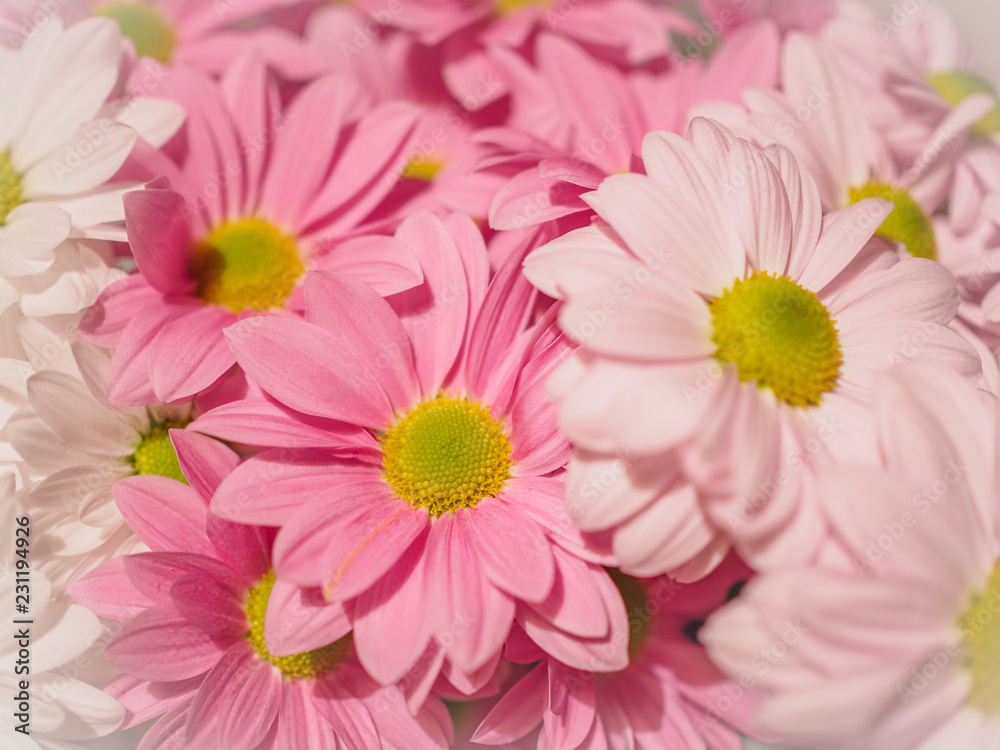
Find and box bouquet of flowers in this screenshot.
[3,0,1000,748]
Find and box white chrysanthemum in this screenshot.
[5,324,192,589]
[0,16,180,303]
[1,478,125,748]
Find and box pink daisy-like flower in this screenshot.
[702,364,1000,749]
[78,0,321,79]
[474,556,760,750]
[485,24,779,233]
[69,429,452,750]
[524,117,980,572]
[81,59,422,405]
[193,210,629,695]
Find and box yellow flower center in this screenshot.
[494,0,549,15]
[0,151,24,226]
[380,394,512,517]
[402,156,446,182]
[131,420,190,484]
[709,272,842,408]
[245,571,353,680]
[191,217,305,314]
[959,559,1000,715]
[927,70,1000,141]
[848,181,937,261]
[608,568,653,660]
[94,2,177,64]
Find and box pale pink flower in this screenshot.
[701,365,1000,750]
[474,557,760,750]
[81,60,422,405]
[69,430,451,750]
[525,118,979,572]
[193,211,629,698]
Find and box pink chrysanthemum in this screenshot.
[70,430,451,750]
[525,117,980,573]
[485,25,780,233]
[192,211,629,696]
[81,60,422,405]
[340,0,694,109]
[78,0,321,79]
[473,557,760,750]
[702,365,1000,749]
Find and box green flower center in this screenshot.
[959,559,1000,715]
[848,181,937,261]
[0,151,24,226]
[131,420,190,484]
[245,571,353,680]
[94,2,177,64]
[608,568,653,660]
[927,70,1000,141]
[191,217,305,314]
[380,394,512,517]
[709,272,842,408]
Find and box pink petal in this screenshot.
[724,138,793,275]
[273,681,339,750]
[489,168,588,231]
[259,73,357,227]
[523,548,609,640]
[315,234,423,297]
[354,539,434,684]
[388,210,470,395]
[472,663,547,743]
[123,553,245,605]
[79,274,159,349]
[459,498,555,604]
[69,557,155,621]
[105,607,227,682]
[147,306,237,403]
[302,102,420,233]
[113,475,214,557]
[265,579,352,657]
[465,228,548,400]
[170,428,241,503]
[108,674,200,731]
[303,271,420,412]
[218,657,283,749]
[225,316,396,429]
[211,450,374,526]
[795,199,894,293]
[219,53,277,214]
[559,273,714,361]
[170,574,247,639]
[122,186,195,296]
[423,516,515,673]
[271,480,421,593]
[191,396,377,450]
